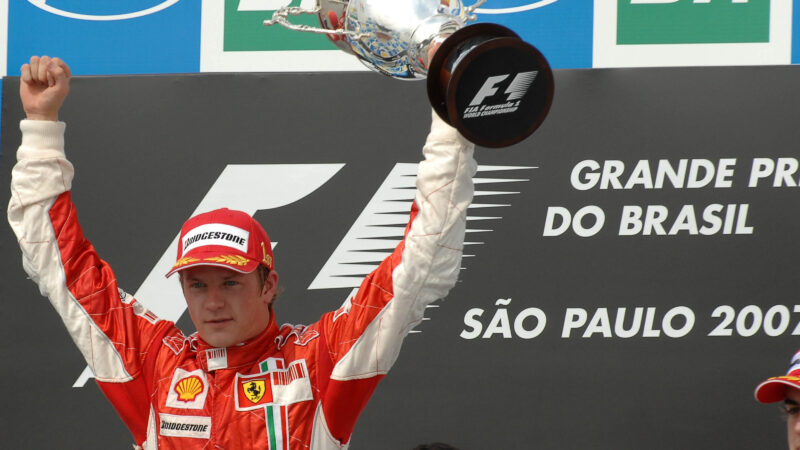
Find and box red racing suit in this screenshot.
[8,113,476,449]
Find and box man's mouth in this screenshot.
[206,318,232,326]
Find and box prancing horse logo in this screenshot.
[244,380,266,404]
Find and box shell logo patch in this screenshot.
[175,375,205,402]
[243,379,267,404]
[166,369,209,410]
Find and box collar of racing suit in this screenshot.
[194,316,280,372]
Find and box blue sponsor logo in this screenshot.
[8,1,200,75]
[794,0,800,64]
[474,0,592,69]
[26,0,181,21]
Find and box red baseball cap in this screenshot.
[754,349,800,403]
[166,208,274,278]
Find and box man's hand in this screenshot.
[20,56,71,121]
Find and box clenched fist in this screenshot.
[20,55,71,121]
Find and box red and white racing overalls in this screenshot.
[8,114,476,449]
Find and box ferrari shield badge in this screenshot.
[243,379,266,404]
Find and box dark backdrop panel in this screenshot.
[1,67,797,449]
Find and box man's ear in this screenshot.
[262,270,279,305]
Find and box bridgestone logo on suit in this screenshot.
[161,421,208,432]
[158,414,212,439]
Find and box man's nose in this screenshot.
[205,287,225,310]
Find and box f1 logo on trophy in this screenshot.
[264,0,554,148]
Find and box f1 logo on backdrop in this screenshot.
[26,0,181,21]
[74,162,531,386]
[594,0,792,67]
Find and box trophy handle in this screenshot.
[462,0,487,21]
[264,6,365,39]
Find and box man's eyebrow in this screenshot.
[784,399,799,406]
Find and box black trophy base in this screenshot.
[427,23,555,148]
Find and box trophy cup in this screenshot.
[265,0,554,148]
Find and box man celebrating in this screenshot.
[8,56,476,449]
[755,349,800,450]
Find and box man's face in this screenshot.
[785,388,800,450]
[181,265,279,348]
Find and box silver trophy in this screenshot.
[264,0,554,147]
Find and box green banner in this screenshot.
[617,0,770,45]
[223,0,337,51]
